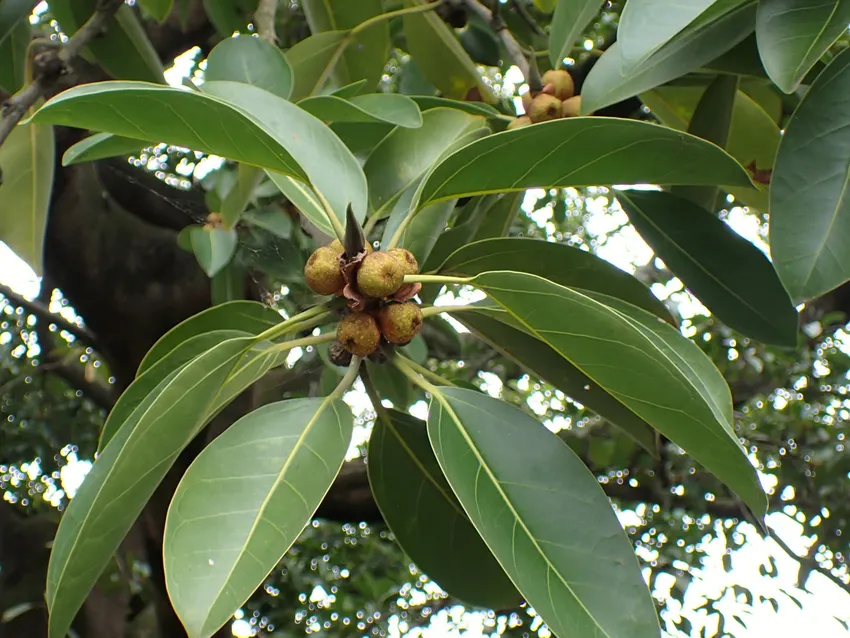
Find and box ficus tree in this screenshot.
[0,0,848,637]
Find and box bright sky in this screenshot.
[0,50,847,638]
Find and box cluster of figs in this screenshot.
[508,68,581,130]
[304,239,423,361]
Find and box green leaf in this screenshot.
[0,118,55,275]
[219,163,261,228]
[456,310,659,454]
[368,408,520,608]
[581,1,757,114]
[298,93,422,128]
[364,107,485,219]
[437,237,674,323]
[427,387,661,638]
[202,0,258,37]
[617,0,717,67]
[286,31,348,101]
[29,80,368,228]
[0,0,36,43]
[548,0,605,67]
[417,117,752,209]
[211,259,245,305]
[265,171,338,237]
[302,0,390,92]
[673,74,738,211]
[770,46,850,303]
[50,1,165,83]
[45,337,257,638]
[403,4,495,102]
[756,0,850,93]
[204,33,294,99]
[164,397,353,638]
[331,79,368,98]
[242,205,292,238]
[615,189,798,346]
[61,133,150,166]
[138,0,173,22]
[473,191,523,240]
[0,16,28,93]
[410,96,502,118]
[460,19,501,67]
[470,270,767,517]
[190,225,238,277]
[137,300,283,375]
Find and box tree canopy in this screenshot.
[0,1,848,637]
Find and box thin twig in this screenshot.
[510,0,545,36]
[254,0,279,45]
[767,525,849,594]
[0,0,125,150]
[461,0,529,79]
[0,282,100,348]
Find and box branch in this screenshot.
[254,0,279,44]
[461,0,529,79]
[0,282,100,349]
[0,0,125,150]
[768,525,850,594]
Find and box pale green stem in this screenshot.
[314,189,347,242]
[362,213,381,239]
[403,274,470,285]
[392,354,453,386]
[329,355,363,399]
[420,304,479,318]
[255,304,332,342]
[386,211,414,250]
[392,354,440,396]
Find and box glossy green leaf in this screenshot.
[673,74,738,211]
[204,34,293,99]
[366,361,414,408]
[617,0,717,67]
[417,117,752,208]
[242,205,292,239]
[410,96,502,118]
[427,387,661,638]
[437,237,674,323]
[302,0,389,92]
[190,225,238,278]
[770,46,850,303]
[50,2,165,83]
[756,0,850,93]
[0,16,28,93]
[138,300,283,375]
[28,80,368,227]
[420,196,500,276]
[265,171,336,237]
[219,163,262,228]
[61,133,150,166]
[299,93,422,128]
[138,0,173,22]
[403,4,494,102]
[456,310,658,454]
[165,397,353,638]
[548,0,605,67]
[0,0,36,43]
[473,191,523,240]
[45,337,257,638]
[331,79,368,98]
[368,408,520,608]
[287,31,348,101]
[581,1,756,114]
[615,189,798,346]
[460,19,501,67]
[364,107,485,219]
[469,270,767,517]
[202,0,258,36]
[0,118,55,275]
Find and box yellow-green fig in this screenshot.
[541,69,575,101]
[521,90,532,114]
[561,95,582,118]
[388,247,419,276]
[336,312,381,356]
[356,251,405,298]
[528,93,562,124]
[507,116,532,130]
[376,302,423,345]
[304,246,344,295]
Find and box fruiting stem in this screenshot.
[271,331,336,354]
[392,354,453,386]
[420,304,479,318]
[402,274,470,285]
[329,355,363,399]
[314,190,347,242]
[255,304,332,342]
[392,355,440,396]
[361,364,389,415]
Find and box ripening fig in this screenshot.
[541,69,574,101]
[388,248,419,276]
[304,246,344,295]
[376,302,423,345]
[336,312,381,357]
[521,90,532,114]
[561,96,582,118]
[507,116,532,130]
[528,94,562,124]
[356,251,405,298]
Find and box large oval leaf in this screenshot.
[436,237,674,323]
[469,270,767,518]
[204,33,293,99]
[45,337,256,638]
[581,1,756,114]
[756,0,850,94]
[286,31,348,101]
[61,133,150,166]
[770,46,850,303]
[416,117,752,208]
[548,0,606,67]
[298,93,422,128]
[164,397,353,638]
[615,189,798,346]
[27,80,368,227]
[190,225,237,277]
[0,118,54,275]
[427,387,661,638]
[367,408,520,609]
